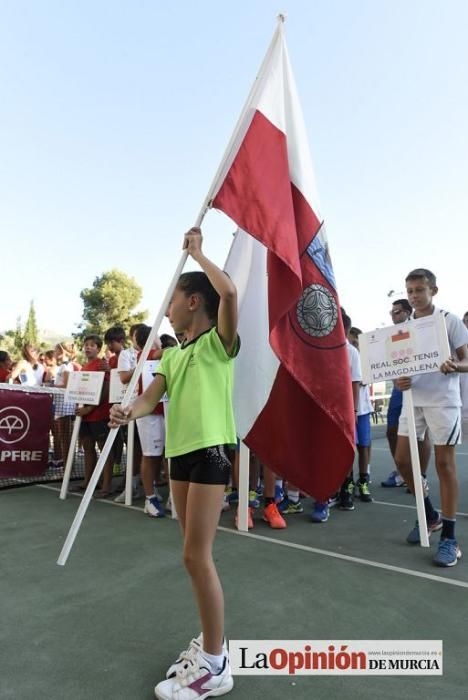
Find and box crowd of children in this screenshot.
[1,272,467,564]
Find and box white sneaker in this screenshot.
[144,496,165,518]
[114,486,142,503]
[113,489,127,503]
[156,650,233,700]
[166,635,228,679]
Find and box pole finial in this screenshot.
[277,12,287,23]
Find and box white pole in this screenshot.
[404,389,429,548]
[168,461,178,520]
[124,421,135,506]
[237,442,250,532]
[162,401,178,520]
[59,416,82,500]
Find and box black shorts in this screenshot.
[79,419,110,443]
[170,445,231,485]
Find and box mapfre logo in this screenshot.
[0,406,31,444]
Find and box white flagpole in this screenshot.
[237,442,250,532]
[404,389,429,548]
[124,421,135,506]
[57,17,286,565]
[59,415,82,500]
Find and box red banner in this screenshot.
[0,389,53,477]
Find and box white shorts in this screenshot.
[136,414,165,456]
[398,406,462,445]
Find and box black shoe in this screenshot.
[357,480,372,502]
[339,481,355,510]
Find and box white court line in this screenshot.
[372,499,468,518]
[372,446,468,456]
[38,485,468,590]
[217,526,468,590]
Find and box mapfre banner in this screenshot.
[0,389,53,477]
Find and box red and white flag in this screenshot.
[212,21,355,500]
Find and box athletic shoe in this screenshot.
[422,476,429,497]
[310,502,329,523]
[220,493,230,512]
[235,506,254,529]
[248,490,260,509]
[406,513,442,544]
[381,470,406,487]
[263,502,287,528]
[144,496,165,518]
[225,487,238,505]
[166,636,202,679]
[327,494,339,508]
[274,484,285,503]
[433,538,462,567]
[339,481,355,511]
[278,497,304,514]
[114,486,141,503]
[155,650,233,699]
[357,480,372,502]
[166,636,228,679]
[406,477,429,496]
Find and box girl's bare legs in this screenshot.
[171,480,225,655]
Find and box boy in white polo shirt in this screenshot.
[395,268,468,567]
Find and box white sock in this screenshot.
[288,489,299,502]
[275,479,283,487]
[201,649,224,674]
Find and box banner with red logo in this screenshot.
[0,389,53,477]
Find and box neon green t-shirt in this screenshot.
[155,327,239,457]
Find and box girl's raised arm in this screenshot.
[184,227,238,354]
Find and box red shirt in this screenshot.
[108,354,119,369]
[81,358,111,422]
[0,368,11,383]
[137,349,164,416]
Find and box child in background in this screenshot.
[134,323,166,518]
[348,327,373,503]
[395,269,468,566]
[114,323,145,502]
[104,326,127,475]
[0,351,12,382]
[76,335,113,497]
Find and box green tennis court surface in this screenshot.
[1,434,467,699]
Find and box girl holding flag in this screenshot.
[110,227,237,700]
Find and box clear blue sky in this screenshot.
[1,0,467,338]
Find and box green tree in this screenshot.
[78,269,147,339]
[23,301,39,347]
[14,316,24,353]
[0,329,19,358]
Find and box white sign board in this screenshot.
[109,369,139,404]
[142,360,159,392]
[359,314,450,385]
[64,371,105,406]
